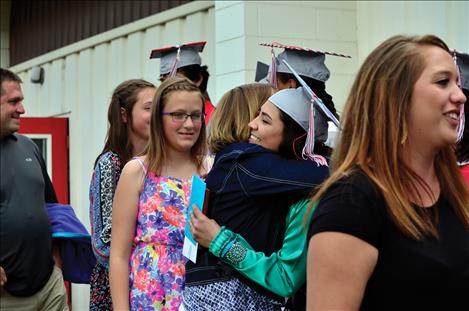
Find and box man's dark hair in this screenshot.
[1,68,22,95]
[177,65,210,92]
[277,72,339,121]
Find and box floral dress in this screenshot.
[129,165,192,311]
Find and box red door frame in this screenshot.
[18,117,69,203]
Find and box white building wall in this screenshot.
[214,1,358,113]
[214,0,469,113]
[356,1,469,63]
[8,2,215,309]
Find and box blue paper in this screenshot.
[184,175,207,245]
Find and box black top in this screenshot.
[0,134,57,296]
[308,170,469,311]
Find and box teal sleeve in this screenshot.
[209,226,237,258]
[208,199,315,297]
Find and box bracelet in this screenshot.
[220,238,236,257]
[222,241,247,267]
[209,226,236,257]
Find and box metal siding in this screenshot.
[91,43,110,153]
[50,59,66,116]
[142,24,164,80]
[10,0,192,65]
[126,32,144,78]
[109,38,126,88]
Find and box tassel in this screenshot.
[169,46,181,77]
[269,48,278,88]
[302,99,328,166]
[281,59,340,128]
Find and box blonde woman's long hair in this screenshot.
[311,34,469,239]
[144,76,207,175]
[207,83,275,154]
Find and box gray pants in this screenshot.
[0,266,69,311]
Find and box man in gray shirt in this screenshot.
[0,68,68,310]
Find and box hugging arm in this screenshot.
[236,153,329,197]
[190,199,312,297]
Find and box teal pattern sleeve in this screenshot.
[209,226,236,257]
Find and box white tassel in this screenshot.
[269,48,277,88]
[169,46,181,77]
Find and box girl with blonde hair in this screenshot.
[109,77,207,310]
[207,83,274,154]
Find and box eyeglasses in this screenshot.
[162,111,205,123]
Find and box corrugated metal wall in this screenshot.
[9,1,214,307]
[10,0,191,65]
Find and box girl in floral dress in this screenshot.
[89,79,155,310]
[109,76,207,311]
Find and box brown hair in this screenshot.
[277,71,339,120]
[208,83,275,154]
[1,68,22,95]
[95,79,155,167]
[311,34,469,239]
[144,76,207,174]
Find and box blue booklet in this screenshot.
[182,175,207,262]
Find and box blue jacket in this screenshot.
[205,142,329,255]
[46,203,96,284]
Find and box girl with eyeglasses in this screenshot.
[109,77,208,311]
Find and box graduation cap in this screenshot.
[268,87,328,166]
[255,61,269,82]
[453,50,469,142]
[260,42,351,85]
[281,58,340,128]
[150,41,206,77]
